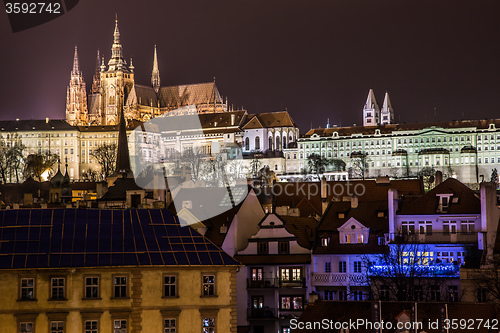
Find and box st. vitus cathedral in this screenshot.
[66,17,228,126]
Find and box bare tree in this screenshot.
[24,153,59,182]
[181,147,205,181]
[7,145,25,183]
[349,151,370,180]
[417,166,436,190]
[248,150,262,178]
[364,238,455,302]
[94,143,117,179]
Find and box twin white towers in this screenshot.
[362,89,394,127]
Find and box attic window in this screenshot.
[377,211,385,218]
[338,213,345,219]
[321,237,330,247]
[452,197,459,204]
[351,225,356,229]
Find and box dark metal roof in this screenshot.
[0,208,239,269]
[0,119,74,132]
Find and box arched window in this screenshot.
[269,137,273,150]
[245,137,250,150]
[276,136,280,150]
[255,136,260,150]
[283,136,287,149]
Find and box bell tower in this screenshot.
[100,15,135,125]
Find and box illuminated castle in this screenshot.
[66,17,227,126]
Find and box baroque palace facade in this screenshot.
[288,90,500,185]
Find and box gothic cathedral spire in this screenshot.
[66,45,88,126]
[91,49,101,94]
[107,15,128,71]
[151,45,160,94]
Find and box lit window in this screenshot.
[51,277,65,300]
[251,268,263,281]
[114,320,127,333]
[20,278,35,300]
[202,275,215,296]
[202,318,215,333]
[113,276,127,298]
[321,237,329,246]
[357,234,364,243]
[164,275,177,297]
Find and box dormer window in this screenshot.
[437,194,453,213]
[321,237,330,247]
[344,234,351,243]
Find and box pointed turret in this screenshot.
[71,45,80,75]
[380,91,394,125]
[107,15,128,72]
[91,50,101,94]
[66,45,88,126]
[115,107,132,176]
[151,45,160,94]
[363,89,380,127]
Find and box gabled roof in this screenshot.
[242,111,296,129]
[0,208,239,269]
[314,200,389,254]
[279,215,319,250]
[99,178,144,201]
[398,178,480,215]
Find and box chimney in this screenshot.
[435,171,443,186]
[321,176,327,199]
[388,189,398,241]
[231,114,235,126]
[220,224,228,234]
[350,195,358,209]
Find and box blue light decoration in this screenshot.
[368,263,459,278]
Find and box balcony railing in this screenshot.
[247,278,306,288]
[311,273,367,286]
[392,232,478,244]
[247,307,278,319]
[247,278,278,288]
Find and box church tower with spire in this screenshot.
[65,45,88,126]
[363,89,380,127]
[151,45,161,94]
[99,15,135,125]
[380,91,394,125]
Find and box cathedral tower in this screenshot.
[99,16,135,125]
[363,89,380,127]
[151,45,160,94]
[380,91,394,125]
[65,46,88,126]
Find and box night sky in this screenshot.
[1,0,499,132]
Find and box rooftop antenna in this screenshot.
[434,107,437,121]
